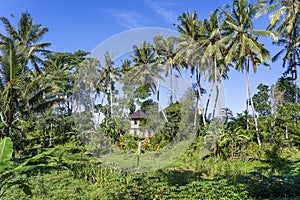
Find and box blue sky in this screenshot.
[0,0,297,114]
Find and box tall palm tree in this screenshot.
[0,37,25,137]
[0,12,51,74]
[199,10,229,118]
[98,53,122,117]
[257,0,300,103]
[256,0,299,34]
[0,13,51,137]
[130,41,163,99]
[176,11,208,126]
[222,0,277,146]
[176,11,200,86]
[81,58,101,117]
[153,34,181,103]
[130,41,168,122]
[272,32,300,103]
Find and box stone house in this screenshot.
[128,110,151,138]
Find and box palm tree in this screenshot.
[81,58,101,118]
[257,0,300,103]
[130,41,168,122]
[130,41,163,99]
[176,11,207,126]
[98,53,122,117]
[256,0,300,34]
[153,34,181,103]
[0,12,51,137]
[222,0,277,146]
[272,32,300,103]
[199,10,229,118]
[176,11,200,86]
[0,37,25,137]
[0,12,51,74]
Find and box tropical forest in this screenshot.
[0,0,299,199]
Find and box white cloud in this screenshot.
[107,9,144,29]
[145,0,177,24]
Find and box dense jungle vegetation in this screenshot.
[0,0,299,199]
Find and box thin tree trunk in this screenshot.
[194,96,198,126]
[212,56,218,118]
[190,66,193,87]
[292,27,298,104]
[285,123,289,139]
[294,68,298,122]
[212,84,220,118]
[196,68,206,127]
[90,83,96,128]
[4,115,12,137]
[246,73,249,130]
[295,76,298,104]
[205,87,213,119]
[156,79,168,122]
[49,123,53,147]
[246,69,261,146]
[170,66,173,103]
[110,82,113,117]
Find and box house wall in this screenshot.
[129,119,154,138]
[130,119,140,128]
[129,119,145,137]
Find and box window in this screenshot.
[134,120,138,125]
[134,130,137,136]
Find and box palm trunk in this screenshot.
[295,76,298,123]
[271,88,277,142]
[246,73,249,130]
[196,68,206,127]
[285,123,289,139]
[212,56,219,118]
[4,115,12,137]
[155,79,168,122]
[295,75,298,104]
[4,42,13,137]
[205,87,213,119]
[292,27,298,104]
[90,83,96,128]
[170,66,173,103]
[110,82,113,117]
[294,66,298,122]
[194,96,198,126]
[212,83,220,118]
[246,69,261,146]
[4,87,16,137]
[189,66,193,87]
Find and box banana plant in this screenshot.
[0,137,55,199]
[0,137,13,170]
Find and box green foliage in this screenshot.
[118,133,138,151]
[275,77,298,104]
[100,117,121,144]
[0,137,56,198]
[140,99,156,114]
[218,127,251,160]
[0,4,300,199]
[1,144,299,200]
[160,102,181,140]
[253,84,271,116]
[0,137,13,168]
[134,84,152,101]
